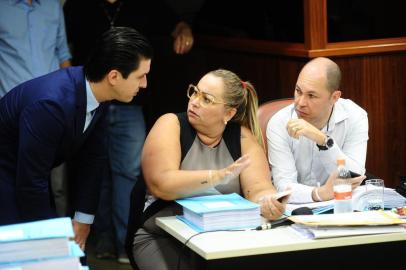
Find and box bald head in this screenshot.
[300,57,341,93]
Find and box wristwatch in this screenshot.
[317,135,334,150]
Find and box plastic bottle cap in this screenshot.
[336,159,345,166]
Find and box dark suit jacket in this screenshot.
[0,66,108,225]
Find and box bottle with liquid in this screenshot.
[333,159,353,213]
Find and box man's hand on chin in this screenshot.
[287,118,326,144]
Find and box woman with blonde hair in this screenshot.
[130,69,288,270]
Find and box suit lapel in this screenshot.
[84,103,107,134]
[74,72,87,137]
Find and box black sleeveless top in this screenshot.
[125,113,241,258]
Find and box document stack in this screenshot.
[176,193,261,232]
[287,186,406,216]
[352,186,406,211]
[0,217,88,270]
[288,211,406,239]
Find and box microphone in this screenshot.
[255,223,272,230]
[291,207,313,215]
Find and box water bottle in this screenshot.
[333,159,353,213]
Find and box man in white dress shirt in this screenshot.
[266,57,368,203]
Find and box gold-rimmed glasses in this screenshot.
[186,84,227,107]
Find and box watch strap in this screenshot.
[317,135,332,151]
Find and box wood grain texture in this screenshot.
[303,0,327,50]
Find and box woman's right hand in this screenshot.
[213,155,251,186]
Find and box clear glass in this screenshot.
[365,179,384,211]
[186,84,227,108]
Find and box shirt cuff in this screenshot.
[74,212,95,224]
[288,184,315,204]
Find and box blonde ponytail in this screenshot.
[209,69,264,149]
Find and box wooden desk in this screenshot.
[156,216,406,269]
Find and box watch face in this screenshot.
[326,138,334,148]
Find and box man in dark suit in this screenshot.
[0,27,153,250]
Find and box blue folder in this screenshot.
[176,193,259,214]
[0,217,74,243]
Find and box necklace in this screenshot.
[325,105,334,132]
[101,1,123,28]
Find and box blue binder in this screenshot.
[176,193,259,214]
[0,217,74,242]
[176,193,261,232]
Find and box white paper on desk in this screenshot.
[352,186,406,211]
[290,224,406,239]
[288,210,406,226]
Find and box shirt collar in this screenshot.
[85,79,100,114]
[288,99,349,132]
[327,98,349,132]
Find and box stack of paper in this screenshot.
[288,211,406,239]
[0,218,87,270]
[288,210,406,226]
[176,193,261,232]
[352,186,406,211]
[286,186,406,216]
[290,224,406,239]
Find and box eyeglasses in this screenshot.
[186,84,227,107]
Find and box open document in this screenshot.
[290,224,406,239]
[288,210,406,226]
[288,211,406,239]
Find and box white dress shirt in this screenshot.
[266,98,368,203]
[83,79,99,132]
[74,79,100,224]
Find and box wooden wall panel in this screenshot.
[334,55,406,187]
[191,46,406,188]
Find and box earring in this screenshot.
[224,120,228,125]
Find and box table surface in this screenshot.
[156,216,406,260]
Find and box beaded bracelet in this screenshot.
[314,187,322,202]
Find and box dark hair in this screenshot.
[209,69,264,149]
[84,27,153,82]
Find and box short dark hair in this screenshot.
[84,27,153,82]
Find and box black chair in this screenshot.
[125,177,147,270]
[125,175,174,269]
